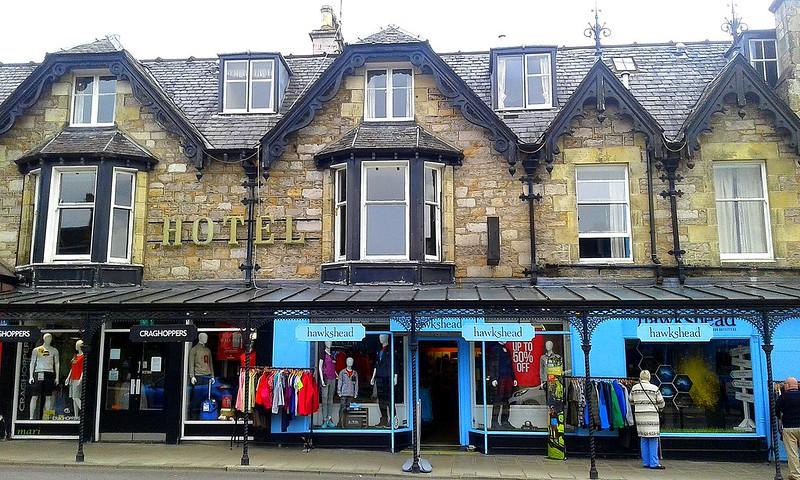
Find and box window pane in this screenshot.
[392,69,412,88]
[392,86,410,118]
[579,237,630,259]
[56,208,93,255]
[424,168,438,203]
[577,180,627,202]
[114,172,133,207]
[365,165,406,201]
[251,81,273,110]
[750,41,765,60]
[336,169,347,203]
[498,56,523,108]
[366,87,387,119]
[425,204,437,257]
[526,54,548,74]
[755,62,767,82]
[367,70,387,89]
[337,205,346,258]
[74,77,94,94]
[764,40,777,60]
[714,165,763,199]
[226,61,247,80]
[717,201,769,255]
[365,204,407,256]
[526,76,547,105]
[766,61,779,86]
[97,94,115,123]
[578,204,628,233]
[110,208,130,259]
[251,60,273,80]
[98,77,116,94]
[73,94,93,124]
[225,82,247,110]
[59,171,96,204]
[576,166,626,181]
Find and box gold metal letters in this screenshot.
[160,215,305,247]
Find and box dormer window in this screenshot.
[223,59,276,113]
[71,75,116,126]
[365,68,414,121]
[749,39,778,87]
[496,53,552,110]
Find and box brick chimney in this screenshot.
[309,5,344,55]
[771,0,800,111]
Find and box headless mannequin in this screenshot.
[318,341,336,427]
[337,357,358,427]
[29,333,60,420]
[239,332,257,367]
[370,334,398,427]
[65,340,84,416]
[539,340,564,386]
[190,332,215,385]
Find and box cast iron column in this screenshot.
[580,312,598,479]
[761,311,783,480]
[409,311,421,472]
[240,317,252,466]
[76,315,99,463]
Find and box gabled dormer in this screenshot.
[728,29,778,87]
[218,53,291,114]
[490,46,558,111]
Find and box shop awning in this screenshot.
[2,280,800,312]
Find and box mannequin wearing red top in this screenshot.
[65,340,84,416]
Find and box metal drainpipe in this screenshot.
[645,150,663,283]
[660,156,686,284]
[240,165,259,287]
[520,158,541,285]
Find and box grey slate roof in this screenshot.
[0,39,734,149]
[356,26,424,44]
[315,122,462,158]
[18,128,155,160]
[2,280,800,310]
[58,37,121,55]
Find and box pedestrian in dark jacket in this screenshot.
[778,377,800,480]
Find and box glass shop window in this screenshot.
[311,332,406,430]
[471,323,571,432]
[183,325,245,422]
[624,338,755,433]
[14,330,83,424]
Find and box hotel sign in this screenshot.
[637,324,714,342]
[160,215,306,247]
[295,324,366,341]
[461,323,535,342]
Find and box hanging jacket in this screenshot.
[597,382,610,430]
[609,382,625,429]
[271,371,285,414]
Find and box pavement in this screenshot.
[0,440,789,479]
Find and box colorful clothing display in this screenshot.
[565,378,638,431]
[235,367,319,419]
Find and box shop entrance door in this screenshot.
[99,331,171,441]
[419,340,459,446]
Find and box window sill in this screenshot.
[219,110,277,115]
[577,258,634,265]
[69,122,116,128]
[496,105,554,113]
[321,261,454,285]
[720,257,776,263]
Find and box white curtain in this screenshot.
[537,55,551,105]
[608,204,628,258]
[498,57,508,109]
[714,166,768,254]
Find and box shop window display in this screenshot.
[183,327,244,422]
[472,323,570,432]
[624,339,755,433]
[15,330,82,422]
[312,333,406,430]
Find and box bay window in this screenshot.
[424,164,442,260]
[108,169,136,262]
[713,162,773,260]
[365,68,413,121]
[334,166,347,261]
[362,162,409,259]
[576,165,632,261]
[46,168,97,261]
[71,75,117,126]
[496,53,552,110]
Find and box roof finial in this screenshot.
[584,0,611,58]
[721,2,748,44]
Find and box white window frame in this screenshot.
[749,39,779,85]
[28,169,41,265]
[70,73,116,127]
[333,164,347,261]
[364,66,414,121]
[360,161,410,260]
[496,53,553,111]
[424,163,443,261]
[575,164,633,263]
[107,168,136,263]
[713,161,774,261]
[223,59,276,114]
[44,166,97,263]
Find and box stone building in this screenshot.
[0,2,799,472]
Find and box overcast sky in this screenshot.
[1,0,777,62]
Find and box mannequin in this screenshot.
[540,340,563,384]
[370,334,398,427]
[190,333,215,385]
[29,333,60,420]
[318,341,337,428]
[65,340,84,417]
[239,332,257,366]
[487,341,516,429]
[337,357,358,427]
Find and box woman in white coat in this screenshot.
[630,369,666,470]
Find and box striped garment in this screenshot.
[630,381,666,438]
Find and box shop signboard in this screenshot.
[130,325,197,343]
[637,323,714,342]
[295,323,366,341]
[0,326,40,342]
[390,317,482,333]
[460,323,535,342]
